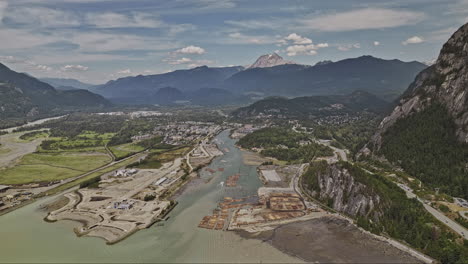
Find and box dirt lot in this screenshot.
[239,216,422,263]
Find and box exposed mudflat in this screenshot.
[239,216,422,263]
[39,196,70,213]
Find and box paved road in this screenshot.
[422,202,468,239]
[398,184,468,240]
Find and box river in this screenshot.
[0,130,300,263]
[1,115,67,133]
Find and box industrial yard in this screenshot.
[46,159,184,244]
[198,161,326,233]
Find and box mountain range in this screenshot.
[364,22,468,198]
[92,66,244,103]
[93,55,426,104]
[41,78,94,90]
[0,63,110,122]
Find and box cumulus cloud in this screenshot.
[337,43,361,51]
[374,41,380,46]
[286,43,328,56]
[301,8,425,32]
[402,36,424,45]
[174,45,206,55]
[61,64,89,72]
[284,33,312,45]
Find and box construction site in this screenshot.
[46,158,184,244]
[199,186,325,232]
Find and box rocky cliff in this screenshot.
[368,23,468,151]
[302,161,382,220]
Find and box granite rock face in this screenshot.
[366,23,468,153]
[311,163,381,219]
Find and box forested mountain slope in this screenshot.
[0,63,111,123]
[365,23,468,198]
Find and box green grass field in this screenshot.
[36,131,115,153]
[0,165,79,184]
[109,143,145,159]
[39,154,142,196]
[0,152,112,185]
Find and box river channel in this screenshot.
[0,130,300,263]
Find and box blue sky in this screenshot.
[0,0,467,84]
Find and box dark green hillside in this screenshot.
[380,104,468,199]
[0,63,111,125]
[237,127,333,162]
[303,161,468,264]
[232,90,390,119]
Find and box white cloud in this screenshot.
[61,64,89,72]
[227,32,279,45]
[301,8,425,32]
[374,41,380,46]
[337,43,361,51]
[85,12,163,28]
[402,36,424,45]
[284,33,312,45]
[0,55,53,72]
[286,43,328,56]
[35,64,53,71]
[174,45,205,55]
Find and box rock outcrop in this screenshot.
[304,162,381,219]
[367,23,468,152]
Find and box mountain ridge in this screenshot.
[0,63,111,121]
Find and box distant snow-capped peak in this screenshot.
[248,53,296,69]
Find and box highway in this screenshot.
[398,183,468,240]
